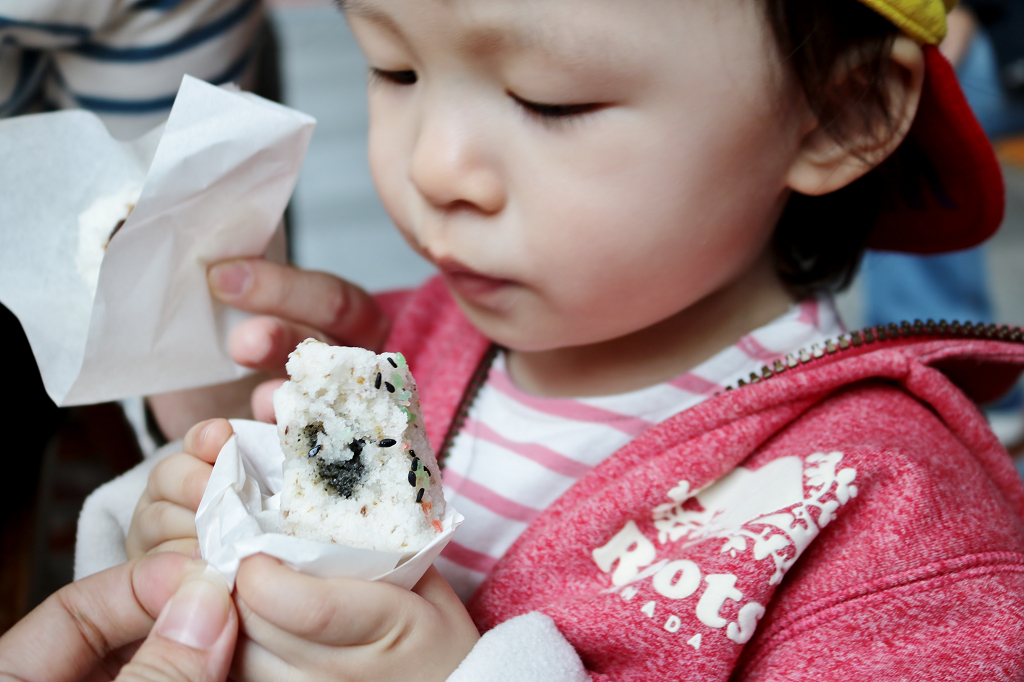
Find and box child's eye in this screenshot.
[369,68,418,86]
[510,93,604,121]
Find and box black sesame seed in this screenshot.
[388,357,398,368]
[375,372,382,389]
[416,488,425,503]
[385,381,395,393]
[425,468,431,477]
[380,438,397,448]
[408,471,416,486]
[411,457,420,471]
[409,450,416,457]
[308,444,322,458]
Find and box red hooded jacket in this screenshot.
[381,277,1024,681]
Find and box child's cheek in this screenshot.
[367,118,414,235]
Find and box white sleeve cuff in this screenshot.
[446,612,590,682]
[73,439,181,580]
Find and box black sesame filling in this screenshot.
[315,439,366,498]
[302,422,324,450]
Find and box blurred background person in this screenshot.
[0,0,276,138]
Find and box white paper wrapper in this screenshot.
[0,75,316,406]
[196,419,463,589]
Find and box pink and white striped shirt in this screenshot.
[436,294,845,601]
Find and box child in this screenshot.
[110,0,1024,679]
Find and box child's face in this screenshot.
[346,0,808,352]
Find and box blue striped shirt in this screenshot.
[0,0,264,138]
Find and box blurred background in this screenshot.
[2,0,1023,634]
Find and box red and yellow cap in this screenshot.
[856,0,1004,253]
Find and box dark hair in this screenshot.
[763,0,906,297]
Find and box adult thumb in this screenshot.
[116,568,237,682]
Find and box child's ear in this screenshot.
[786,35,925,196]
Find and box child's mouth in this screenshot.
[437,259,514,303]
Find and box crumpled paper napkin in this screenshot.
[0,75,315,406]
[196,419,463,589]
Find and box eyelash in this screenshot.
[369,68,417,86]
[368,69,602,123]
[511,95,603,123]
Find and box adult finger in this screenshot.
[182,419,234,464]
[115,569,237,682]
[235,554,399,647]
[208,259,389,350]
[251,378,287,424]
[0,554,203,682]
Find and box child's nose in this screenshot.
[408,104,506,215]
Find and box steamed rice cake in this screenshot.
[273,339,445,553]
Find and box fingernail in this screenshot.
[209,261,252,297]
[199,421,215,446]
[155,571,231,650]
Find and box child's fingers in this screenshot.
[147,453,215,510]
[127,501,200,558]
[234,554,398,646]
[251,378,286,424]
[149,538,202,560]
[411,565,466,613]
[230,602,314,679]
[182,418,234,463]
[208,259,390,353]
[228,316,333,375]
[229,632,296,682]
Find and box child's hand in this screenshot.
[126,419,235,560]
[148,258,390,438]
[208,258,391,421]
[231,555,481,682]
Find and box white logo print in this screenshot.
[652,451,858,584]
[593,452,857,646]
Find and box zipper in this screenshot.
[436,319,1024,466]
[725,318,1024,391]
[437,343,500,469]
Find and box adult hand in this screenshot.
[148,259,390,438]
[0,553,237,682]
